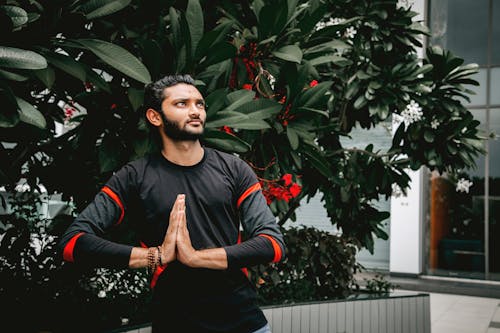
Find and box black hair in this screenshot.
[143,74,196,112]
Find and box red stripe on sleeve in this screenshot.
[101,186,125,225]
[237,182,261,208]
[258,234,282,263]
[150,265,166,289]
[63,232,84,262]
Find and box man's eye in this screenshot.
[176,102,186,107]
[197,102,205,108]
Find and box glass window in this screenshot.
[430,0,489,66]
[466,69,488,107]
[491,67,500,105]
[493,1,500,64]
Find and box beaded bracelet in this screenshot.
[147,247,157,272]
[157,246,163,267]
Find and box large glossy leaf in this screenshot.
[200,42,236,68]
[0,5,28,28]
[296,81,332,108]
[16,97,46,129]
[205,88,229,118]
[33,67,55,88]
[202,130,250,153]
[287,126,299,150]
[272,45,302,64]
[43,52,87,82]
[0,68,28,81]
[186,0,203,58]
[225,90,256,109]
[76,0,131,19]
[206,114,270,130]
[72,39,151,84]
[235,99,282,119]
[0,46,47,70]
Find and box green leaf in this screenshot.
[15,97,46,129]
[43,52,87,82]
[287,127,299,150]
[169,7,183,51]
[304,149,333,178]
[424,130,435,143]
[186,0,204,59]
[0,46,47,70]
[205,88,228,118]
[0,5,28,28]
[33,67,55,88]
[235,99,282,119]
[200,42,236,68]
[206,115,270,130]
[296,81,332,108]
[296,107,329,118]
[202,130,250,153]
[0,68,28,81]
[85,67,111,93]
[72,39,151,84]
[272,45,303,64]
[77,0,131,20]
[128,87,144,111]
[309,55,351,67]
[225,89,255,109]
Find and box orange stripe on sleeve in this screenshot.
[258,234,282,263]
[237,182,262,208]
[101,186,125,225]
[63,232,84,262]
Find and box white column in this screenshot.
[389,0,428,275]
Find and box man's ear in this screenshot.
[146,108,162,127]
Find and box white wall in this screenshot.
[389,0,428,275]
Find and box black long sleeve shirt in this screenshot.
[58,147,286,333]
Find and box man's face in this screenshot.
[159,83,206,141]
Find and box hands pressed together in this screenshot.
[160,194,198,267]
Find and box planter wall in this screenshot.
[111,291,430,333]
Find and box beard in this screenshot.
[160,111,204,141]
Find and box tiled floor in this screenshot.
[400,289,500,333]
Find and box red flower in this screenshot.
[281,174,292,186]
[309,80,318,87]
[289,183,302,197]
[110,103,117,110]
[242,84,253,90]
[220,126,234,135]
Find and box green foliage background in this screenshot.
[0,0,485,331]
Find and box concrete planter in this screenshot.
[110,291,430,333]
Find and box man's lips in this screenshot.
[187,119,203,125]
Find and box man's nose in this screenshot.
[188,103,201,117]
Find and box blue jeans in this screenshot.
[252,323,272,333]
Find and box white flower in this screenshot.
[430,119,440,129]
[391,183,405,198]
[456,178,473,193]
[121,318,129,325]
[397,0,414,10]
[98,290,107,298]
[401,100,423,127]
[314,17,345,31]
[345,27,357,39]
[268,73,276,90]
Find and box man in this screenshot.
[58,74,285,333]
